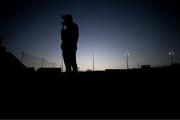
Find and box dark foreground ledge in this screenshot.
[0,68,180,119]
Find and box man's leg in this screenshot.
[62,51,71,72]
[71,51,78,72]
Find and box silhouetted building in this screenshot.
[141,65,151,69]
[37,68,62,74]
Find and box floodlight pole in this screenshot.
[42,58,44,68]
[171,54,173,65]
[169,51,174,65]
[125,52,130,69]
[126,55,129,69]
[93,53,94,71]
[53,63,56,68]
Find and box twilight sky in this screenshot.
[1,0,180,70]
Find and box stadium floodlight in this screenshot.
[125,52,130,69]
[125,52,130,56]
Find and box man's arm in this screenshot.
[74,23,79,43]
[61,29,64,41]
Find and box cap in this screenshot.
[61,14,73,21]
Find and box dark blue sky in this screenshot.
[1,0,180,70]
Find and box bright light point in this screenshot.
[169,51,175,55]
[125,52,130,56]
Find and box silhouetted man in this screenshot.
[61,14,79,73]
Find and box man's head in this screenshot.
[61,14,73,23]
[61,21,66,26]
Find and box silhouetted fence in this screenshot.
[6,47,60,70]
[21,51,59,70]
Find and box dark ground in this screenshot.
[1,44,180,119]
[1,66,180,119]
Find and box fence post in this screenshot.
[21,51,24,63]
